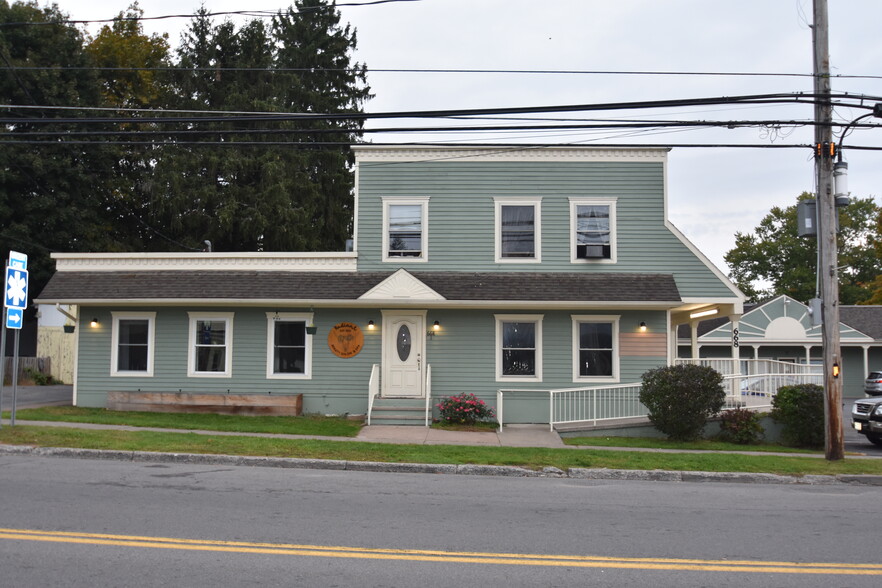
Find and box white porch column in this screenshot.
[804,345,812,365]
[691,323,699,359]
[863,345,870,378]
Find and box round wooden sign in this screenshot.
[327,322,364,358]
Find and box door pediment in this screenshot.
[359,269,446,301]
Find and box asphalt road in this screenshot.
[0,455,880,587]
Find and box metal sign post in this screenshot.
[3,251,28,428]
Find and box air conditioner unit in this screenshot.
[576,244,606,259]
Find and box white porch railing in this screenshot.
[366,364,380,425]
[721,371,823,409]
[424,364,432,427]
[675,358,823,377]
[548,384,647,432]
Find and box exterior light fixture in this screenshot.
[428,320,440,337]
[689,308,719,319]
[368,320,375,330]
[639,321,647,333]
[833,362,840,378]
[90,318,100,328]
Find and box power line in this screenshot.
[0,1,427,27]
[7,65,882,80]
[2,93,878,125]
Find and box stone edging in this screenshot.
[2,445,881,486]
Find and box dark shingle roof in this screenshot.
[36,270,681,305]
[840,306,882,339]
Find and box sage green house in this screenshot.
[35,145,743,426]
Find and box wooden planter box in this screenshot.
[107,391,303,416]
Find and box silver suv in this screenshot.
[865,372,882,396]
[853,397,882,446]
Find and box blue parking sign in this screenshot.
[6,307,23,329]
[4,267,27,309]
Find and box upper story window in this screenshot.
[383,197,429,262]
[111,312,155,377]
[570,198,617,263]
[495,314,543,382]
[495,197,542,263]
[266,312,312,379]
[572,315,619,382]
[188,312,234,377]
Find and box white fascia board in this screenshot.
[34,297,683,311]
[50,252,358,272]
[352,145,669,163]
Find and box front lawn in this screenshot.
[4,406,362,437]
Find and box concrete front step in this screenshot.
[370,404,429,426]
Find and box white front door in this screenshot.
[382,311,425,397]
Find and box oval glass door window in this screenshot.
[396,325,412,361]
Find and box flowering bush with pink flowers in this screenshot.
[436,393,495,425]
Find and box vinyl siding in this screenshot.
[356,160,733,299]
[74,306,668,422]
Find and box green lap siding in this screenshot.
[356,160,733,299]
[74,306,668,421]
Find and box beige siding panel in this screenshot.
[36,326,75,384]
[620,332,667,357]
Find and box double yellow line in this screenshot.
[1,528,880,575]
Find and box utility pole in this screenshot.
[813,0,844,461]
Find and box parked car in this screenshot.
[865,372,882,396]
[852,397,882,446]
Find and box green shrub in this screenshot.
[770,384,824,448]
[23,368,56,386]
[639,364,726,441]
[436,393,495,425]
[718,408,764,444]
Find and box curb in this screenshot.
[3,444,881,486]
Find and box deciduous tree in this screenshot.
[725,193,880,304]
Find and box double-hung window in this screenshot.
[383,197,429,261]
[572,315,619,382]
[266,312,312,379]
[111,312,155,376]
[570,198,616,262]
[495,314,543,381]
[495,198,541,263]
[188,312,233,377]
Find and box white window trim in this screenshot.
[569,197,617,264]
[265,312,313,380]
[187,312,234,378]
[571,314,620,383]
[495,314,543,382]
[494,197,542,263]
[110,311,156,377]
[382,196,429,263]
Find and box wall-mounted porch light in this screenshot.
[367,320,375,330]
[427,320,440,337]
[639,321,647,333]
[89,318,100,328]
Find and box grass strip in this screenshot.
[4,407,361,437]
[563,435,821,454]
[2,425,881,477]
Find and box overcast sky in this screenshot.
[63,0,882,275]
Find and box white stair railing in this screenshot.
[424,364,432,427]
[366,364,379,425]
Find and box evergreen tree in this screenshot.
[148,0,371,252]
[0,1,120,296]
